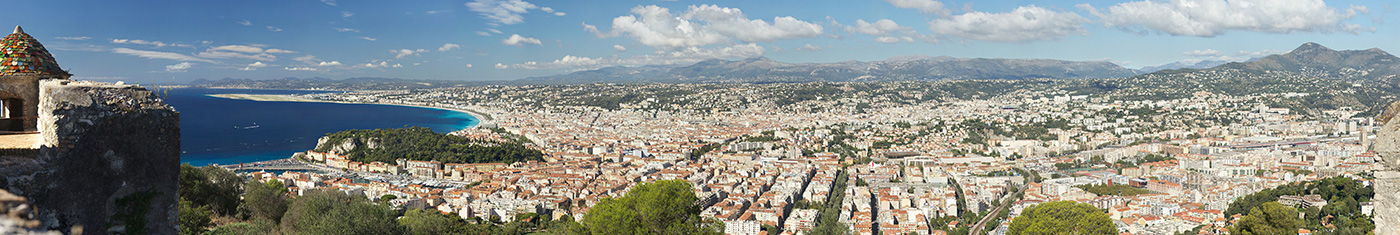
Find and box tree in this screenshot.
[1229,202,1303,235]
[239,179,289,223]
[1007,201,1115,235]
[280,189,405,235]
[179,199,213,235]
[179,164,244,215]
[581,180,722,235]
[204,220,277,235]
[380,194,399,203]
[400,209,465,235]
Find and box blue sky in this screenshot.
[4,0,1395,83]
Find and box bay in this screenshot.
[164,88,478,166]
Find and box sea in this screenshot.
[165,88,478,166]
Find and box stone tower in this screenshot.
[0,25,70,132]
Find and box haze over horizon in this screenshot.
[3,0,1394,83]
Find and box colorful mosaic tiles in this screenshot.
[0,29,66,76]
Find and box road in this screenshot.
[968,185,1021,235]
[969,167,1031,235]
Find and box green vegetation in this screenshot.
[580,180,722,234]
[179,199,213,235]
[1007,201,1116,235]
[1229,202,1303,235]
[280,189,405,234]
[315,126,544,165]
[111,191,159,235]
[239,179,290,223]
[807,171,851,235]
[1224,176,1375,234]
[179,164,244,216]
[1075,184,1153,196]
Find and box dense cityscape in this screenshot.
[202,69,1387,235]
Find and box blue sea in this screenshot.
[165,88,478,166]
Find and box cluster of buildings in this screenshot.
[242,81,1388,235]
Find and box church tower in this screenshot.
[0,25,70,132]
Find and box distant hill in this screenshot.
[1215,42,1400,80]
[1139,60,1233,73]
[1112,42,1400,117]
[524,56,1142,83]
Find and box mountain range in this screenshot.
[190,42,1398,89]
[524,42,1400,84]
[523,55,1142,83]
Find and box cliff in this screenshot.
[0,80,180,234]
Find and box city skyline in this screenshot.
[3,0,1394,83]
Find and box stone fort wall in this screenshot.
[0,80,179,234]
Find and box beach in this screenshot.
[207,93,495,128]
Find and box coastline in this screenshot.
[207,93,495,129]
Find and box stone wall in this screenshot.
[1370,100,1400,235]
[0,80,179,234]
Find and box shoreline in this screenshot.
[206,93,496,129]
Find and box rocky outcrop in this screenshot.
[0,80,179,234]
[1370,99,1400,235]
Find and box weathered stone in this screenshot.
[0,80,179,234]
[1371,99,1400,235]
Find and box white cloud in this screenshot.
[582,22,599,34]
[210,45,265,53]
[466,0,550,25]
[165,62,194,72]
[112,48,215,62]
[392,63,404,68]
[293,55,317,62]
[475,31,492,36]
[796,44,823,51]
[198,45,289,61]
[439,43,462,51]
[540,7,554,12]
[198,51,276,61]
[928,6,1088,42]
[361,37,377,41]
[285,66,317,71]
[1081,0,1370,37]
[1236,49,1285,57]
[489,29,503,34]
[320,0,336,6]
[465,64,474,68]
[874,36,903,44]
[613,44,627,52]
[241,61,268,70]
[334,27,360,32]
[364,61,391,68]
[392,49,428,58]
[554,12,566,16]
[500,43,764,70]
[56,36,91,40]
[848,19,908,35]
[598,5,824,50]
[502,34,542,46]
[266,26,283,32]
[342,11,354,18]
[883,0,951,17]
[317,61,343,66]
[237,20,252,26]
[1183,49,1224,57]
[111,39,190,48]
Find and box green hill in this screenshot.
[314,126,544,165]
